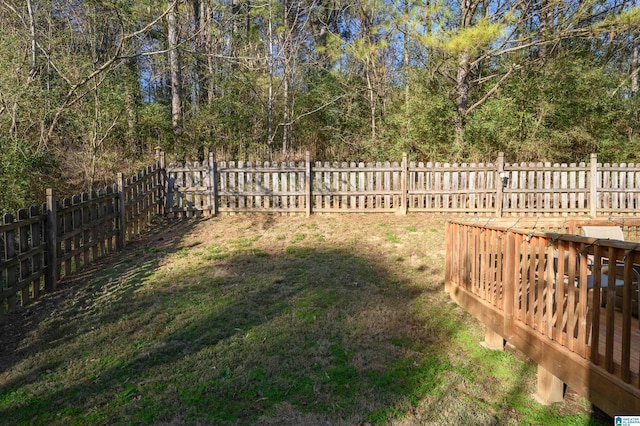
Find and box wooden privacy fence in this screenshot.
[163,152,640,217]
[0,165,163,320]
[445,218,640,415]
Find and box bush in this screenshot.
[0,137,58,215]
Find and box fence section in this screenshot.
[120,165,164,231]
[0,164,163,320]
[219,161,308,213]
[164,152,640,216]
[313,161,404,212]
[598,163,640,215]
[408,162,496,214]
[53,188,120,282]
[501,162,592,216]
[166,160,213,217]
[1,207,47,321]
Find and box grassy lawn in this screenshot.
[0,215,608,425]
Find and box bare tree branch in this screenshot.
[466,63,520,115]
[43,1,179,147]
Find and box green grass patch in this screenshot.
[384,231,400,243]
[204,244,229,260]
[285,245,315,258]
[231,235,260,249]
[291,233,306,243]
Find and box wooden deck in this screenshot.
[445,218,640,416]
[592,308,640,378]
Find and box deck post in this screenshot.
[503,232,515,339]
[481,327,505,351]
[535,365,565,405]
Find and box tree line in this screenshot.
[0,0,639,212]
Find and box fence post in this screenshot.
[45,189,58,291]
[157,148,167,217]
[158,149,166,169]
[401,152,408,215]
[117,173,126,249]
[213,158,220,216]
[3,213,17,312]
[306,151,313,217]
[496,152,505,217]
[209,152,218,216]
[590,153,598,218]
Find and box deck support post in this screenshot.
[535,365,565,405]
[481,327,505,351]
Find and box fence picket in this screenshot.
[4,214,17,312]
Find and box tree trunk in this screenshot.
[631,35,639,138]
[282,0,291,156]
[366,69,376,141]
[537,0,555,59]
[27,0,37,80]
[168,0,183,136]
[453,0,478,157]
[283,73,290,155]
[124,57,141,152]
[204,2,216,105]
[267,1,274,154]
[632,36,638,99]
[453,54,470,154]
[192,0,202,109]
[403,1,410,138]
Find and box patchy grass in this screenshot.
[0,215,607,425]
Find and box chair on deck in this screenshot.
[581,226,624,242]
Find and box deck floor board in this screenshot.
[592,307,640,379]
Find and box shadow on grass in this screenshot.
[0,218,197,380]
[0,215,596,425]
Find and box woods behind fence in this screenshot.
[3,151,640,319]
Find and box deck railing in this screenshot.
[445,218,640,415]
